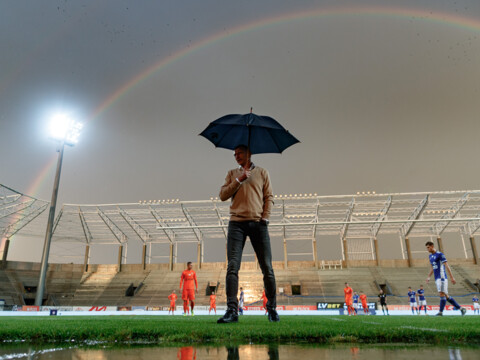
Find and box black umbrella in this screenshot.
[200,110,299,154]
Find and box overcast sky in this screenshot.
[2,0,480,262]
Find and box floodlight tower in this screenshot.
[35,113,82,306]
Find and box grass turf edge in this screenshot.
[0,316,478,345]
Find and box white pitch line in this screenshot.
[400,325,448,333]
[0,347,72,360]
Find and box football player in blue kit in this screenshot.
[352,292,359,315]
[425,241,466,316]
[416,284,428,315]
[473,296,479,315]
[407,287,418,315]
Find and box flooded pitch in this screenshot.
[0,343,479,360]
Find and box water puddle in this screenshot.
[0,343,478,359]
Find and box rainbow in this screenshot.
[27,5,480,199]
[88,5,480,121]
[25,154,58,200]
[1,155,56,247]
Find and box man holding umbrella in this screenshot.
[216,144,278,323]
[200,110,299,324]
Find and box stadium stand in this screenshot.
[1,260,479,307]
[2,186,480,308]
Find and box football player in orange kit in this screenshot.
[359,291,369,315]
[344,282,354,315]
[179,262,198,316]
[168,290,177,315]
[209,291,217,315]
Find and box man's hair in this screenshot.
[240,287,243,290]
[234,144,249,152]
[425,241,434,247]
[187,261,192,266]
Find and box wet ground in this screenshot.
[0,343,479,360]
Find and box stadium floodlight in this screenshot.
[35,112,83,306]
[48,113,83,146]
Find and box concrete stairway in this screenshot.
[1,260,479,307]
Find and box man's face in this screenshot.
[187,263,193,270]
[345,283,348,288]
[234,147,250,167]
[426,244,435,254]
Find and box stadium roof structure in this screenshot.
[48,190,480,265]
[0,184,49,259]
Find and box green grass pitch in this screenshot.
[1,316,479,344]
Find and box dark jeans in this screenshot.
[226,220,276,312]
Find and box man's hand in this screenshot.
[238,168,251,182]
[451,278,456,285]
[196,289,198,294]
[426,277,430,283]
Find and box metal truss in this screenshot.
[119,207,151,243]
[97,208,128,244]
[4,183,480,264]
[430,192,469,236]
[399,195,429,238]
[340,198,355,241]
[463,214,480,237]
[33,190,480,263]
[371,196,392,238]
[0,184,49,241]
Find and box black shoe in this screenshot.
[268,309,280,322]
[435,312,443,316]
[217,309,238,324]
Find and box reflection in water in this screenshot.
[449,348,462,360]
[0,346,76,360]
[267,344,279,360]
[0,344,479,359]
[226,346,238,360]
[225,344,278,360]
[178,346,197,360]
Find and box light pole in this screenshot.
[35,114,82,306]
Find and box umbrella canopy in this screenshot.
[199,112,299,154]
